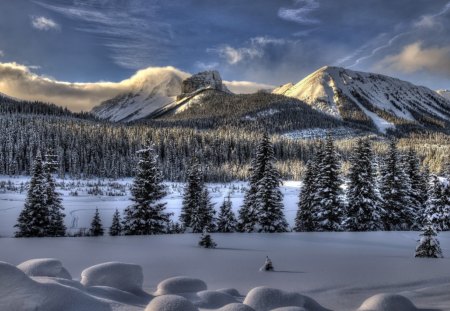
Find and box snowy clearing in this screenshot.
[1,232,450,310]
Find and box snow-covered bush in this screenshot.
[415,225,443,258]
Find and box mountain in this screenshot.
[273,66,450,133]
[437,90,450,101]
[91,70,228,122]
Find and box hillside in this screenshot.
[273,66,450,134]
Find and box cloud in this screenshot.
[0,62,189,112]
[194,61,219,71]
[31,16,60,31]
[224,80,275,94]
[0,50,4,57]
[414,2,450,29]
[213,36,286,65]
[375,42,450,76]
[278,0,320,25]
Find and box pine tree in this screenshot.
[109,209,122,236]
[43,151,66,237]
[217,195,237,233]
[379,140,415,230]
[344,139,384,231]
[190,187,216,233]
[90,208,104,236]
[198,230,217,248]
[239,133,287,232]
[424,175,448,231]
[313,134,344,231]
[123,144,172,235]
[294,160,317,232]
[15,153,49,237]
[415,225,443,258]
[180,158,203,229]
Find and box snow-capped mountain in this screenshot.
[437,89,450,101]
[91,70,230,122]
[273,66,450,133]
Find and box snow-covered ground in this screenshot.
[2,232,450,310]
[0,176,301,237]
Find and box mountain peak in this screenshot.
[178,70,229,100]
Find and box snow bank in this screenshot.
[217,288,242,297]
[81,262,144,295]
[357,293,417,311]
[17,258,72,279]
[155,276,207,295]
[217,303,256,311]
[145,294,198,311]
[0,261,110,311]
[243,287,329,311]
[194,290,237,308]
[271,308,307,311]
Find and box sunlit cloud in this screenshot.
[31,16,60,31]
[224,81,275,94]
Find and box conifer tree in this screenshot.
[294,160,317,232]
[43,151,66,237]
[313,134,344,231]
[217,195,237,232]
[180,158,203,229]
[198,230,217,248]
[123,144,172,235]
[239,133,287,232]
[424,175,448,231]
[90,208,104,236]
[415,225,443,258]
[379,140,414,230]
[109,209,122,236]
[15,153,49,237]
[190,187,216,233]
[344,139,384,231]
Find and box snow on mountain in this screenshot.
[273,66,450,133]
[437,89,450,101]
[91,67,189,122]
[91,70,230,122]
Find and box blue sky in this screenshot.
[0,0,450,108]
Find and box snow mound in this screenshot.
[145,294,198,311]
[357,293,417,311]
[17,258,72,279]
[155,276,207,295]
[194,290,238,308]
[81,262,144,294]
[271,308,307,311]
[217,303,256,311]
[243,287,329,311]
[217,288,242,297]
[0,261,110,311]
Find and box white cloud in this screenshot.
[0,50,4,57]
[224,80,275,94]
[31,16,60,31]
[278,0,320,25]
[375,42,450,76]
[194,61,219,71]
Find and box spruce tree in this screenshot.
[295,160,317,232]
[90,208,104,236]
[109,209,122,236]
[180,158,203,229]
[239,133,287,232]
[217,195,237,232]
[415,225,443,258]
[123,144,172,235]
[15,153,49,237]
[190,187,216,233]
[43,151,66,237]
[379,140,415,230]
[344,139,384,231]
[424,175,448,231]
[198,230,217,248]
[313,134,344,231]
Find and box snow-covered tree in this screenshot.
[43,151,66,237]
[379,140,415,230]
[90,208,104,236]
[198,230,217,248]
[415,225,443,258]
[15,153,49,237]
[313,134,344,231]
[190,187,216,233]
[180,158,203,229]
[294,160,317,232]
[260,256,274,271]
[424,175,448,231]
[109,209,122,236]
[123,144,172,235]
[344,139,384,231]
[217,195,237,232]
[239,133,287,232]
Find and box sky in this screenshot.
[0,0,450,111]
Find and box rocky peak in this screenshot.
[178,71,228,100]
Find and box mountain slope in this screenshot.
[437,90,450,101]
[273,66,450,133]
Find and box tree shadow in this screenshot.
[272,270,305,274]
